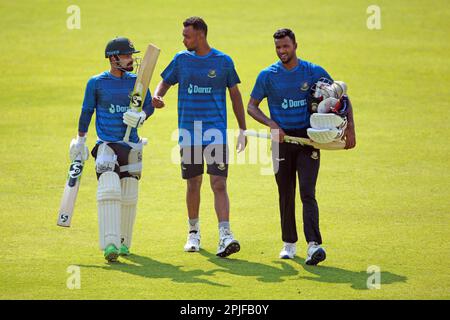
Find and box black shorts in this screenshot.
[180,144,229,179]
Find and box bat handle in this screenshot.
[123,106,141,142]
[124,126,132,142]
[244,130,271,139]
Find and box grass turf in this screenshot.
[0,0,448,299]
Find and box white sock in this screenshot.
[219,221,230,231]
[188,218,199,233]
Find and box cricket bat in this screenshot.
[244,130,346,150]
[123,43,160,142]
[57,154,85,227]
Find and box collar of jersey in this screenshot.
[106,71,131,80]
[187,48,215,59]
[277,59,302,73]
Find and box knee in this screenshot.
[187,176,202,193]
[211,177,227,194]
[97,171,121,202]
[300,183,316,201]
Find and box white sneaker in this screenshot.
[216,228,240,257]
[279,242,296,259]
[184,231,200,252]
[305,242,326,265]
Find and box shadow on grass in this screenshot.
[199,250,298,283]
[79,254,228,287]
[292,257,408,290]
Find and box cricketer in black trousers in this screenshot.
[247,28,356,265]
[274,129,322,245]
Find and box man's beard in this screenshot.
[115,61,133,72]
[280,54,293,64]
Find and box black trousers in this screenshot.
[272,140,322,244]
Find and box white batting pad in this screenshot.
[97,171,121,250]
[307,128,342,144]
[310,113,347,130]
[120,177,139,248]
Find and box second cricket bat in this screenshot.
[244,130,345,150]
[123,43,160,142]
[57,154,85,227]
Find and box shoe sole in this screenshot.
[280,255,294,259]
[305,248,326,266]
[184,247,200,252]
[105,252,119,262]
[216,241,240,258]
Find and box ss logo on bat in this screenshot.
[131,94,143,108]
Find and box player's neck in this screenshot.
[109,67,124,78]
[195,43,211,56]
[282,56,299,70]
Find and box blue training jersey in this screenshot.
[251,59,332,130]
[78,71,154,144]
[161,48,241,146]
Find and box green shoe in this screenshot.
[104,244,119,262]
[119,244,130,256]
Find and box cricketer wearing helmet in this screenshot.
[247,29,356,265]
[69,37,155,262]
[152,17,247,257]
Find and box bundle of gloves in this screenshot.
[307,78,349,144]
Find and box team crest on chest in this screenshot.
[207,69,217,78]
[300,81,309,91]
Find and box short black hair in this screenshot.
[183,16,208,36]
[273,28,296,43]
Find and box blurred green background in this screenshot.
[0,0,448,299]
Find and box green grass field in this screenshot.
[0,0,449,300]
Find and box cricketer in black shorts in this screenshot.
[180,144,229,179]
[151,17,248,257]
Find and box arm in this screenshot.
[70,78,96,160]
[228,85,247,130]
[152,80,172,108]
[247,97,285,143]
[228,85,247,152]
[69,114,90,161]
[344,97,356,149]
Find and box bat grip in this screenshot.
[123,106,140,142]
[124,126,132,142]
[244,130,271,139]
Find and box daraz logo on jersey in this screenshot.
[281,98,307,109]
[188,84,212,95]
[109,104,130,114]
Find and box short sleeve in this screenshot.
[225,57,241,88]
[250,71,268,101]
[312,65,333,83]
[161,55,179,85]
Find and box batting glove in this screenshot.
[69,135,89,161]
[123,110,147,128]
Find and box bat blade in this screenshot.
[244,130,345,150]
[124,43,161,142]
[285,136,345,150]
[57,155,84,227]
